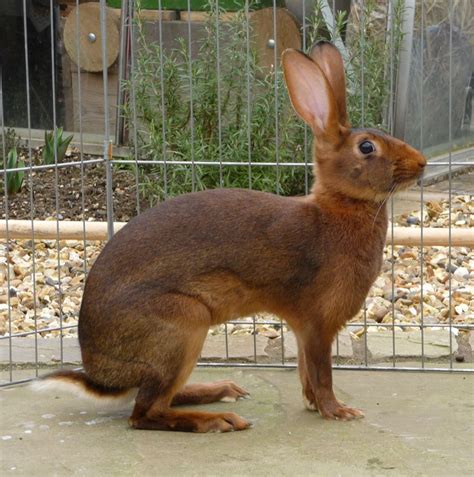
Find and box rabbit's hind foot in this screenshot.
[129,408,251,432]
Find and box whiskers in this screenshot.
[371,183,397,229]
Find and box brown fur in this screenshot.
[37,42,426,432]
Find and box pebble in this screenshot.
[422,316,439,325]
[453,267,469,280]
[406,216,420,225]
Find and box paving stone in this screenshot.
[201,334,268,361]
[0,329,468,368]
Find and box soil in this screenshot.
[2,150,151,222]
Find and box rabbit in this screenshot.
[32,41,426,432]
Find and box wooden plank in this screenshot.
[109,8,178,21]
[2,220,473,247]
[59,17,75,131]
[137,9,178,21]
[106,0,284,11]
[70,66,118,135]
[179,11,237,22]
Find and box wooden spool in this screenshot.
[63,3,120,72]
[250,8,301,73]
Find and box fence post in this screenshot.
[100,0,115,239]
[394,0,416,139]
[115,0,132,145]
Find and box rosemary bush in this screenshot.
[124,0,405,203]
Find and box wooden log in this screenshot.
[1,220,473,247]
[0,220,125,242]
[63,3,120,72]
[385,227,474,247]
[249,8,301,74]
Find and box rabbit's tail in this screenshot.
[31,370,137,409]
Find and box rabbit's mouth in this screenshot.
[394,176,418,189]
[383,173,420,199]
[392,162,426,190]
[416,174,425,186]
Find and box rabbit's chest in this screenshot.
[312,240,384,322]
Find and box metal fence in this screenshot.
[1,0,473,386]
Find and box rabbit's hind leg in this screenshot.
[129,373,252,432]
[130,385,251,433]
[128,294,251,432]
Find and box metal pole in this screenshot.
[99,0,115,239]
[394,0,415,139]
[115,0,130,145]
[22,0,39,381]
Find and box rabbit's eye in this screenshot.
[359,141,375,155]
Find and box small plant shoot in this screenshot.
[43,127,74,165]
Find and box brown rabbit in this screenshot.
[33,42,426,432]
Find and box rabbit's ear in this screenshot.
[309,41,350,128]
[282,49,340,138]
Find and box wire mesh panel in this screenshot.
[0,0,473,386]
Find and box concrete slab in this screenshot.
[1,368,473,476]
[366,329,454,360]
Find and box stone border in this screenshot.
[1,328,471,368]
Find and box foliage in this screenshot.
[6,148,25,195]
[345,0,406,129]
[42,127,74,165]
[1,128,22,158]
[123,0,406,203]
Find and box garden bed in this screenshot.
[3,149,147,223]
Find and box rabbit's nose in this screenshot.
[417,153,427,169]
[416,154,427,186]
